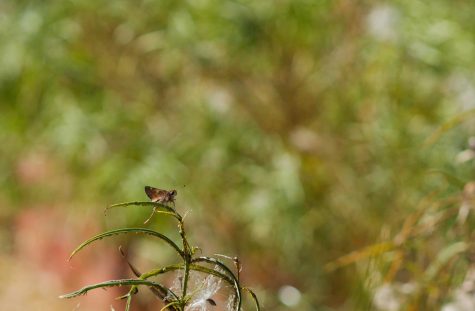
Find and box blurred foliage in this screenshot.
[1,0,475,310]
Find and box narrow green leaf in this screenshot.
[129,263,235,296]
[59,279,178,300]
[243,287,261,311]
[188,264,234,285]
[139,264,184,280]
[68,228,184,261]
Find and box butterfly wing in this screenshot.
[144,186,168,202]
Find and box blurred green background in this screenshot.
[1,0,475,310]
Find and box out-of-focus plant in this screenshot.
[60,187,260,311]
[325,130,475,310]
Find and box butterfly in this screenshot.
[143,186,177,224]
[144,186,177,204]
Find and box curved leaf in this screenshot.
[139,264,184,280]
[128,263,235,294]
[243,287,261,311]
[68,228,184,261]
[59,279,178,301]
[189,264,234,285]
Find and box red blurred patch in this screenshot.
[13,206,125,310]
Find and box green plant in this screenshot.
[59,188,260,311]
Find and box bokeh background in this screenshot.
[2,0,475,310]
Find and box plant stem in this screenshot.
[178,219,192,308]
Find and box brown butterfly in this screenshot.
[144,186,177,204]
[143,186,177,224]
